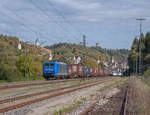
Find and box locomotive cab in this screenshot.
[43,61,68,80]
[43,62,55,79]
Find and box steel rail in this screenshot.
[0,79,106,104]
[123,86,128,115]
[80,100,99,115]
[0,78,115,113]
[0,77,99,90]
[80,79,128,115]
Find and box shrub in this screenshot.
[144,66,150,78]
[0,63,21,82]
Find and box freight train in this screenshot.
[43,61,112,80]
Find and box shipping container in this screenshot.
[68,64,85,78]
[99,69,104,76]
[104,69,111,76]
[92,68,98,76]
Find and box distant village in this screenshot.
[17,39,128,75]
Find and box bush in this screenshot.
[0,63,21,82]
[144,66,150,78]
[0,34,45,82]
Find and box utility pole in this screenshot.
[83,35,86,47]
[82,35,86,66]
[135,35,140,76]
[25,42,28,77]
[96,43,99,47]
[24,41,32,77]
[136,18,146,76]
[136,55,138,75]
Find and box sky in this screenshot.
[0,0,150,49]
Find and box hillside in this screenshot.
[0,34,129,82]
[0,34,47,82]
[46,43,129,69]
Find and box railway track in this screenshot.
[120,86,128,115]
[80,81,129,115]
[0,80,104,104]
[0,77,102,91]
[0,78,115,113]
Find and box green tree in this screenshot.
[128,37,139,73]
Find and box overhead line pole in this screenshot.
[136,18,146,76]
[135,35,140,76]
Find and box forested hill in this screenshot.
[46,43,129,65]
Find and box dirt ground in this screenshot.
[88,84,127,115]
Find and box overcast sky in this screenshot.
[0,0,150,49]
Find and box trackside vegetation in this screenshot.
[0,34,46,82]
[128,32,150,78]
[0,34,128,82]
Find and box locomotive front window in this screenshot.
[45,63,54,67]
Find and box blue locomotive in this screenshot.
[43,61,68,80]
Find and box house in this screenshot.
[103,61,108,67]
[41,48,52,60]
[110,56,115,63]
[69,56,81,64]
[17,42,22,50]
[97,60,100,64]
[75,56,81,64]
[35,39,40,46]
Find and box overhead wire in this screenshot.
[0,12,35,43]
[46,0,82,43]
[0,4,58,45]
[46,0,83,36]
[0,1,81,45]
[30,0,72,41]
[0,28,32,43]
[30,0,69,43]
[0,10,34,34]
[2,5,57,43]
[30,0,80,43]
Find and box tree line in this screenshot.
[128,32,150,77]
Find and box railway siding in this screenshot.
[0,79,112,113]
[0,80,108,106]
[0,78,94,91]
[0,78,100,98]
[69,78,127,115]
[49,78,126,115]
[0,77,121,115]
